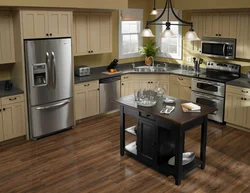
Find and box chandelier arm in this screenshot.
[169,0,193,26]
[147,0,168,25]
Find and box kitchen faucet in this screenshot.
[149,56,155,68]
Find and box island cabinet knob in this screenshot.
[152,142,156,146]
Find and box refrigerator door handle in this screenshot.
[51,52,56,89]
[46,52,50,87]
[36,99,71,110]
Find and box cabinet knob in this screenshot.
[3,108,5,111]
[152,142,156,146]
[97,88,99,91]
[46,33,49,36]
[219,34,221,36]
[0,109,1,112]
[216,34,218,36]
[91,51,93,53]
[50,33,52,36]
[189,87,191,89]
[151,82,153,84]
[148,82,150,84]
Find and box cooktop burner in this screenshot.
[198,62,241,83]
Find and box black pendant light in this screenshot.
[150,0,158,15]
[141,0,200,41]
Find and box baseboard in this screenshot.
[227,123,250,133]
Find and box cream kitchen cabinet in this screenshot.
[73,12,112,56]
[225,85,250,131]
[121,74,169,97]
[236,12,250,59]
[74,81,100,121]
[203,12,237,38]
[22,10,72,39]
[0,11,15,64]
[169,75,192,101]
[0,94,26,142]
[191,12,205,53]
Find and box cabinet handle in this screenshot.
[46,33,49,36]
[97,88,99,91]
[9,97,17,101]
[50,33,52,36]
[91,51,93,53]
[3,108,5,111]
[148,82,150,84]
[122,83,124,85]
[151,82,153,84]
[245,98,247,101]
[189,87,191,89]
[152,142,156,146]
[242,90,248,93]
[84,84,90,87]
[219,34,221,36]
[177,78,183,81]
[88,51,91,53]
[0,109,1,112]
[216,34,218,36]
[241,97,243,100]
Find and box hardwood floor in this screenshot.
[0,112,250,193]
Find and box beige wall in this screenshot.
[0,0,128,9]
[175,0,250,10]
[74,0,152,67]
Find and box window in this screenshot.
[119,9,143,59]
[155,10,182,60]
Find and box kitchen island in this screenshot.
[114,95,216,185]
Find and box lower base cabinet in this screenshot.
[0,94,26,142]
[74,80,100,121]
[169,75,191,101]
[225,85,250,130]
[137,119,156,165]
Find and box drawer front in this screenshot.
[121,75,131,81]
[1,94,24,105]
[131,74,169,81]
[75,80,99,91]
[227,85,250,96]
[170,75,191,86]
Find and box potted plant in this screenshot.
[139,40,160,65]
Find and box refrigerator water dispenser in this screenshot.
[32,63,48,87]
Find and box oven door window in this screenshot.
[197,83,218,92]
[196,98,218,114]
[202,43,224,56]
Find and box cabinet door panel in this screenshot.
[0,111,3,141]
[22,11,48,39]
[204,13,219,37]
[121,81,137,97]
[219,12,237,38]
[2,105,13,140]
[236,13,250,59]
[225,93,235,123]
[169,82,179,98]
[59,12,72,37]
[180,85,191,101]
[242,97,250,129]
[48,12,60,37]
[137,119,156,165]
[100,14,112,53]
[87,89,99,117]
[0,12,15,64]
[191,13,204,52]
[89,14,101,54]
[75,90,87,120]
[74,13,89,55]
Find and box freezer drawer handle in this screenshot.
[36,100,70,110]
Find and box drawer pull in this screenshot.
[242,90,248,93]
[84,84,90,87]
[9,97,17,101]
[178,78,183,81]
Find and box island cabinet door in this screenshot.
[137,119,157,166]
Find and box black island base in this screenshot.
[114,95,216,186]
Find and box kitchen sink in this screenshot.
[134,66,168,72]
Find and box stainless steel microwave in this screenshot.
[201,37,236,59]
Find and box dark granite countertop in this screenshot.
[74,62,204,84]
[0,81,24,98]
[227,77,250,89]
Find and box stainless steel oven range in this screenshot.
[191,62,241,123]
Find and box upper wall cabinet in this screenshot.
[236,12,250,59]
[0,11,15,64]
[21,10,72,39]
[73,12,112,56]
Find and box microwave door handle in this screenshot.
[51,52,56,89]
[223,44,226,56]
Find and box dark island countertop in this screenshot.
[74,62,206,84]
[227,77,250,89]
[114,95,217,126]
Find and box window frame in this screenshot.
[118,10,143,59]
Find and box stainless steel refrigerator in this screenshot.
[25,38,74,139]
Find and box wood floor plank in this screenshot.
[0,112,250,193]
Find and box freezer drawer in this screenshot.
[29,98,74,139]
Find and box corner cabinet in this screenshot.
[0,94,26,142]
[169,75,192,101]
[74,80,100,121]
[73,12,112,56]
[0,11,15,64]
[21,10,72,39]
[225,85,250,131]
